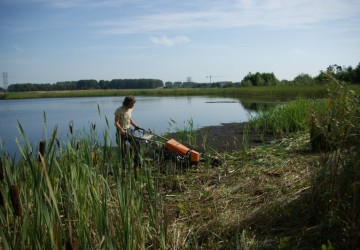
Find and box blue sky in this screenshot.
[0,0,359,85]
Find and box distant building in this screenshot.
[173,81,182,88]
[182,81,196,88]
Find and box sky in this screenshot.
[0,0,359,86]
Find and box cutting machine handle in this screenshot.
[137,127,169,141]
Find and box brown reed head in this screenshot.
[69,121,74,134]
[53,225,60,250]
[91,150,97,166]
[0,191,4,208]
[0,158,4,182]
[9,185,22,217]
[38,140,46,162]
[66,238,78,250]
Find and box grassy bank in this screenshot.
[2,84,357,100]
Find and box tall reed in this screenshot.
[249,98,326,139]
[308,78,360,248]
[0,110,166,248]
[1,84,344,100]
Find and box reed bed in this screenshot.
[0,84,339,100]
[249,98,327,139]
[0,111,167,249]
[244,79,360,248]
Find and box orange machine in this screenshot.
[165,139,200,164]
[135,128,201,165]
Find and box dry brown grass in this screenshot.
[157,132,322,249]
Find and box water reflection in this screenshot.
[240,101,278,112]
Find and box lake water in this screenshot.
[0,96,256,157]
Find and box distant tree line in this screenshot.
[164,62,360,88]
[280,63,360,86]
[7,79,164,92]
[5,62,360,92]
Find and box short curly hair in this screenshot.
[122,95,136,107]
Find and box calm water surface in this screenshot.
[0,96,255,157]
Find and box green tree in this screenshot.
[353,62,360,84]
[164,81,173,88]
[241,72,279,86]
[293,73,315,85]
[321,63,360,84]
[76,80,99,90]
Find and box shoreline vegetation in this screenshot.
[2,84,360,100]
[0,80,359,249]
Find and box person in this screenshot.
[114,95,142,170]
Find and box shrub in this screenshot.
[309,76,360,248]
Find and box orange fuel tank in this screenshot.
[190,150,200,163]
[165,139,200,163]
[165,139,189,156]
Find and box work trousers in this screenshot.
[116,130,142,169]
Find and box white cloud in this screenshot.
[4,0,360,35]
[150,36,190,47]
[93,0,360,35]
[8,0,129,9]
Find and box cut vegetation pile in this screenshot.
[159,132,317,249]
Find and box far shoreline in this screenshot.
[0,85,337,100]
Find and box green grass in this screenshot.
[249,98,327,138]
[1,84,353,100]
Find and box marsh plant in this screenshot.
[309,77,360,248]
[2,80,359,249]
[0,110,168,249]
[248,77,360,248]
[249,98,326,140]
[166,118,200,148]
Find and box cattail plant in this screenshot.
[0,191,4,208]
[0,157,3,182]
[91,149,97,166]
[9,184,22,217]
[52,225,60,250]
[69,121,74,134]
[38,140,46,162]
[66,238,78,250]
[1,112,170,249]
